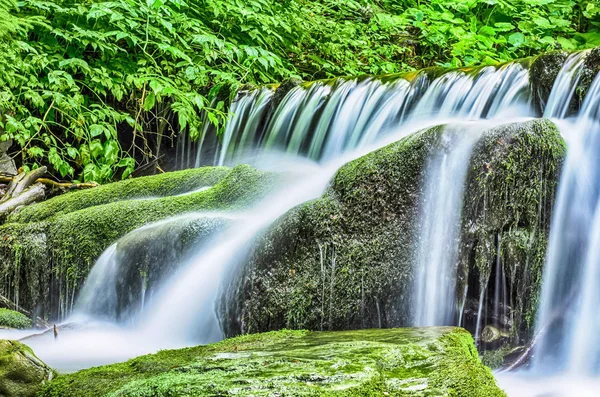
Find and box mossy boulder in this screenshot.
[578,46,600,101]
[0,308,31,329]
[0,340,54,397]
[529,47,600,115]
[458,119,565,344]
[0,165,279,321]
[223,120,565,350]
[10,166,230,224]
[39,327,505,397]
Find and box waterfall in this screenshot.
[534,73,600,375]
[413,124,485,326]
[11,50,600,380]
[195,63,530,167]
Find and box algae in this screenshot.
[39,327,506,397]
[0,340,54,397]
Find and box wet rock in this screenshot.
[39,327,506,397]
[0,340,54,397]
[222,119,565,342]
[529,51,569,114]
[0,140,17,176]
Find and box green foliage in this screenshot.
[0,308,31,329]
[0,0,597,182]
[383,0,600,67]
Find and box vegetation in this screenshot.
[0,308,31,329]
[40,327,506,396]
[0,340,54,397]
[0,0,598,182]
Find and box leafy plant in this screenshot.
[0,0,598,183]
[0,308,31,329]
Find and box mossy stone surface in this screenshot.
[0,165,279,320]
[0,339,54,397]
[10,166,230,224]
[223,120,565,352]
[39,327,505,397]
[459,119,566,344]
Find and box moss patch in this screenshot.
[0,308,31,329]
[39,327,505,397]
[0,340,54,397]
[10,167,230,224]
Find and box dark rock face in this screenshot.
[529,51,569,114]
[459,119,565,346]
[0,340,54,397]
[221,120,565,351]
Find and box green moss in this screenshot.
[461,119,566,342]
[11,167,231,224]
[0,165,279,320]
[0,340,54,397]
[39,327,505,397]
[0,308,31,329]
[222,125,443,336]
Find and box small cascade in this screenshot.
[534,73,600,375]
[543,51,588,119]
[190,62,530,167]
[74,214,230,323]
[413,124,486,326]
[140,163,339,344]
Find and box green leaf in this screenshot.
[508,32,525,47]
[144,92,156,111]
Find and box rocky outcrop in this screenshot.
[222,120,565,350]
[0,165,278,321]
[39,327,506,397]
[0,340,54,397]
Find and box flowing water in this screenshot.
[2,52,600,395]
[413,124,485,327]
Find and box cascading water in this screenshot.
[413,124,485,327]
[192,62,531,167]
[5,52,600,393]
[534,73,600,374]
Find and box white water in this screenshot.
[413,124,485,326]
[534,73,600,376]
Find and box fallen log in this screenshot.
[0,183,45,218]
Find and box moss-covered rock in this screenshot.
[222,126,443,335]
[223,120,565,352]
[10,166,230,224]
[0,165,278,321]
[0,340,54,397]
[0,308,31,329]
[458,119,566,345]
[579,46,600,101]
[39,327,505,397]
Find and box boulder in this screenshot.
[222,119,565,349]
[39,327,506,397]
[0,340,54,397]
